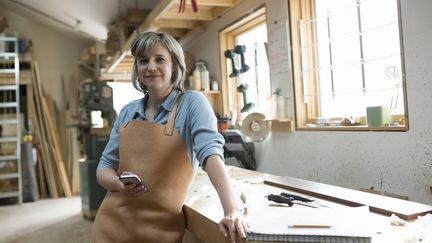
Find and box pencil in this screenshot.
[288,225,332,228]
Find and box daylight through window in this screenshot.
[291,0,407,131]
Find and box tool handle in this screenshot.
[191,0,198,12]
[267,194,293,206]
[281,192,314,202]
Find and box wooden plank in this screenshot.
[138,0,177,33]
[210,7,231,17]
[106,50,131,74]
[159,28,188,38]
[35,144,48,198]
[67,115,80,195]
[264,175,432,220]
[154,19,198,29]
[163,6,214,21]
[178,25,206,46]
[189,0,234,7]
[183,206,233,243]
[41,95,72,197]
[32,61,71,197]
[27,83,48,199]
[31,61,59,198]
[290,0,308,128]
[270,119,294,132]
[68,64,81,194]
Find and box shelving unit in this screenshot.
[201,90,222,115]
[0,36,22,204]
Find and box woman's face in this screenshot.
[137,43,174,94]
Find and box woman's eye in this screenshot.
[156,57,166,63]
[139,59,149,65]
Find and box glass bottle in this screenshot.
[192,62,202,91]
[200,63,210,91]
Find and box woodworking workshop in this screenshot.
[1,0,432,242]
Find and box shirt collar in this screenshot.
[160,89,180,112]
[135,89,180,119]
[133,97,146,119]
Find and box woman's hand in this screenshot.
[203,155,249,242]
[118,171,148,196]
[218,210,249,242]
[119,182,146,196]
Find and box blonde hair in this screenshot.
[130,32,186,94]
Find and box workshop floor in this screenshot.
[0,196,93,243]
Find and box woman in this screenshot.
[91,31,248,243]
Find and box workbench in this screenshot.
[183,166,432,243]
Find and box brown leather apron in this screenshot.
[91,94,192,243]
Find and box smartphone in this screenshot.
[119,174,143,186]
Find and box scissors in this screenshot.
[267,193,329,208]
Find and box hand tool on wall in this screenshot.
[191,0,198,12]
[224,49,240,78]
[234,45,250,73]
[178,0,199,13]
[237,84,254,113]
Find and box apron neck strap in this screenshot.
[164,92,183,136]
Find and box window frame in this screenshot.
[218,6,267,120]
[289,0,409,131]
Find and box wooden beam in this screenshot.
[138,0,177,32]
[192,0,234,7]
[100,73,132,82]
[107,51,131,73]
[210,7,231,17]
[178,25,206,46]
[153,19,198,29]
[160,28,188,38]
[163,6,214,21]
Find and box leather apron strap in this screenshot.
[91,92,192,243]
[164,92,182,136]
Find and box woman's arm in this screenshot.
[96,167,123,192]
[96,167,145,195]
[203,154,248,242]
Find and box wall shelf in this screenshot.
[269,119,294,132]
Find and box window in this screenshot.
[290,0,408,131]
[107,81,142,115]
[219,7,271,123]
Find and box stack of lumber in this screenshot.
[30,61,71,198]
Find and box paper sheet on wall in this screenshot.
[267,17,291,76]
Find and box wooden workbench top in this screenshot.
[183,166,432,243]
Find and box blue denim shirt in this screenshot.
[97,89,225,173]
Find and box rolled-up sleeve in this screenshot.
[97,106,127,170]
[186,92,225,165]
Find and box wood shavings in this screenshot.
[240,191,249,215]
[244,178,264,184]
[389,213,406,226]
[414,213,432,241]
